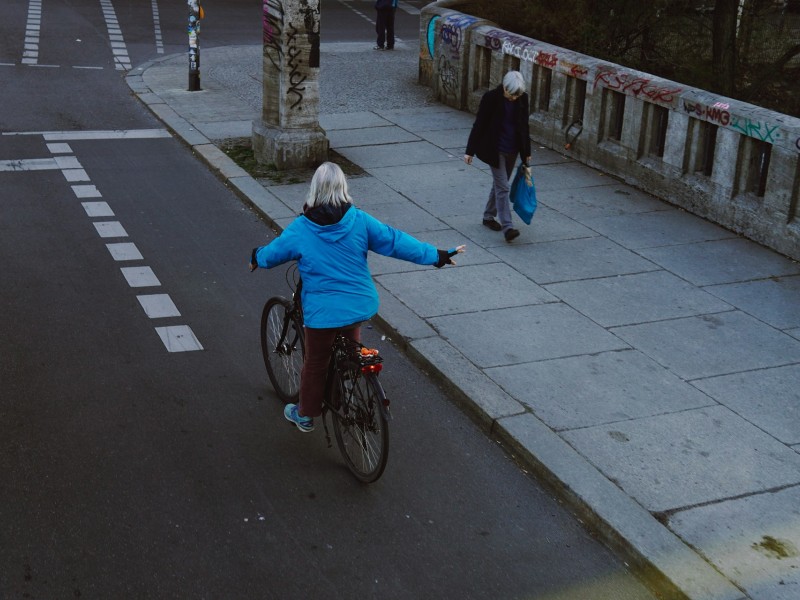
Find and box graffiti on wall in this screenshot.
[594,69,682,105]
[684,100,785,143]
[683,100,731,126]
[263,0,284,70]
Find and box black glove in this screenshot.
[434,248,457,268]
[249,247,259,271]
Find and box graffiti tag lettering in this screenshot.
[595,70,681,105]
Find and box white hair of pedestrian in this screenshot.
[306,161,353,207]
[502,71,526,96]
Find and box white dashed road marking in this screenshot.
[100,0,131,70]
[137,294,181,318]
[2,131,204,351]
[81,201,115,217]
[22,0,42,65]
[106,242,143,261]
[156,326,204,352]
[120,266,161,288]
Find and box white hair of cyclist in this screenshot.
[306,161,353,207]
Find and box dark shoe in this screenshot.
[504,228,520,242]
[386,47,394,50]
[482,219,502,231]
[373,45,384,50]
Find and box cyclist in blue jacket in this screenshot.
[250,161,465,432]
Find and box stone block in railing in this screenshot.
[419,4,493,109]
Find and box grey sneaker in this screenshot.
[284,403,314,432]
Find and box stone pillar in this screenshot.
[252,0,328,170]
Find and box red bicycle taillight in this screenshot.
[361,364,382,374]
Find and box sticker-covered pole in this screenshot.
[188,0,202,91]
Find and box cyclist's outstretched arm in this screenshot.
[249,228,302,271]
[362,211,466,267]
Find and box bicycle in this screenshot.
[260,265,390,483]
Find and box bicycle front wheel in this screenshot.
[332,371,389,483]
[261,297,305,403]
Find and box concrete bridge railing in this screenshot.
[419,2,800,261]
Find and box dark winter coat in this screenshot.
[465,85,531,168]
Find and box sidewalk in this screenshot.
[127,44,800,600]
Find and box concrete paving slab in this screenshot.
[328,125,421,148]
[416,128,472,149]
[529,146,573,166]
[374,281,437,342]
[612,311,800,380]
[584,209,736,250]
[542,185,670,220]
[409,337,525,429]
[533,162,617,191]
[640,238,800,286]
[704,275,800,330]
[430,303,629,369]
[789,327,800,341]
[561,405,800,513]
[229,177,296,221]
[261,181,306,212]
[669,485,800,600]
[378,106,475,131]
[320,112,394,130]
[545,270,733,327]
[343,176,409,210]
[490,236,660,284]
[195,120,253,141]
[497,412,747,600]
[486,349,715,431]
[337,140,455,168]
[377,263,556,318]
[361,199,446,234]
[692,364,800,445]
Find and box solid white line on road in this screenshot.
[155,325,203,352]
[72,184,102,198]
[93,221,128,238]
[2,128,171,139]
[81,201,115,217]
[106,242,143,261]
[137,294,181,318]
[0,158,58,171]
[73,65,105,70]
[121,266,161,288]
[47,129,170,140]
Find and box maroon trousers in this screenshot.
[299,326,361,418]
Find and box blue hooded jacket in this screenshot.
[255,205,438,329]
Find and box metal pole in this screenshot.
[188,0,202,91]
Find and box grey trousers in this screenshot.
[483,152,517,231]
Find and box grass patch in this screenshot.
[220,138,366,185]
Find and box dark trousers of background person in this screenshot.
[484,152,518,233]
[299,326,361,418]
[375,7,396,49]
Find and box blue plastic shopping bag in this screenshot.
[509,162,537,225]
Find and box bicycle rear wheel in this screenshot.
[261,297,305,403]
[332,370,389,483]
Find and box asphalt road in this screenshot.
[0,1,659,598]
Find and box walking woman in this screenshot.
[464,71,532,242]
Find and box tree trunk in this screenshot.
[712,0,739,95]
